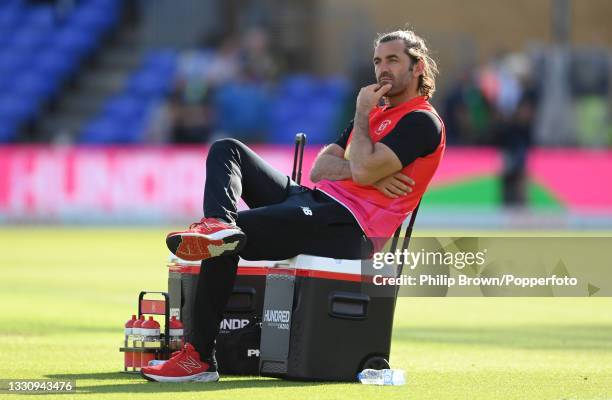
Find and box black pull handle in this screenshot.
[328,292,370,320]
[292,132,307,184]
[225,287,256,312]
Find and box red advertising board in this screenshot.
[0,145,610,222]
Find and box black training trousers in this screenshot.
[192,138,372,359]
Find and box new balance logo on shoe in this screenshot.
[177,356,202,374]
[140,343,219,383]
[207,241,240,257]
[301,207,313,216]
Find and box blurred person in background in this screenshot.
[239,26,278,83]
[441,51,539,206]
[165,28,278,144]
[164,36,242,143]
[442,67,492,145]
[140,28,445,383]
[495,91,536,206]
[487,53,536,206]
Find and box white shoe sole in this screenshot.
[179,228,243,241]
[142,371,220,383]
[167,229,246,261]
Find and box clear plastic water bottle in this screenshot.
[169,316,184,350]
[140,317,161,367]
[123,315,136,371]
[131,315,145,369]
[132,315,145,341]
[357,369,406,386]
[141,316,161,342]
[124,315,136,343]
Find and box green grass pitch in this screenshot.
[1,227,611,399]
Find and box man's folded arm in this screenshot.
[348,110,442,185]
[348,113,403,185]
[309,144,352,183]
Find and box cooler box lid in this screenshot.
[168,254,383,282]
[168,253,289,275]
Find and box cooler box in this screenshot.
[259,255,397,381]
[167,255,286,374]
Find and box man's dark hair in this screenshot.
[374,29,439,98]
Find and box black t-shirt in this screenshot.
[334,111,442,167]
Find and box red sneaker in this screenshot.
[141,343,219,383]
[166,218,246,261]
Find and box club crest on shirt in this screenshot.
[376,119,392,135]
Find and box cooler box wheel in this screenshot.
[360,355,390,371]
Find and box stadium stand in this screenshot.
[269,74,350,144]
[80,53,350,144]
[79,49,177,143]
[0,0,120,142]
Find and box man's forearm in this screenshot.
[345,84,404,185]
[310,154,352,182]
[348,112,375,175]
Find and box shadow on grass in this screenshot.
[46,372,139,381]
[45,372,344,394]
[393,324,612,351]
[3,325,122,336]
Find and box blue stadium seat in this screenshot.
[0,120,19,142]
[36,48,79,81]
[0,3,25,31]
[70,5,117,37]
[87,0,121,14]
[281,74,318,101]
[270,100,298,126]
[0,49,30,75]
[268,76,349,144]
[81,115,145,144]
[10,27,50,50]
[54,25,97,58]
[319,76,351,101]
[309,100,337,123]
[24,5,55,30]
[0,0,122,142]
[142,49,177,70]
[14,70,59,100]
[81,49,177,143]
[122,116,147,143]
[0,28,10,48]
[80,116,122,144]
[214,83,271,137]
[0,94,38,121]
[102,95,146,120]
[127,70,174,97]
[0,76,9,92]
